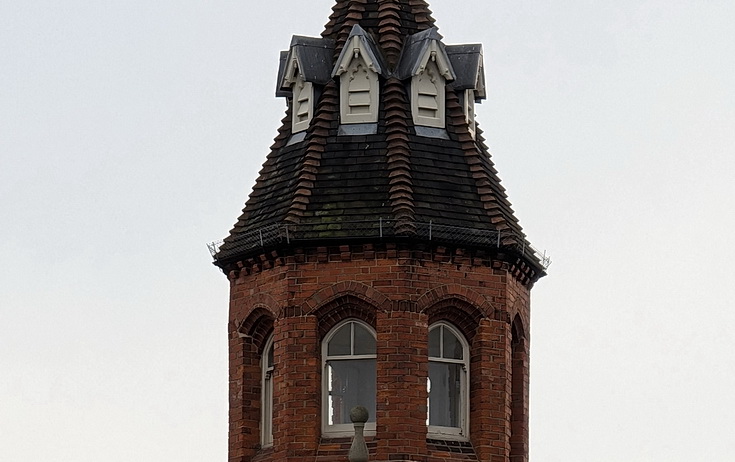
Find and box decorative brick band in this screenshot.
[305,280,391,314]
[312,293,382,338]
[236,306,276,353]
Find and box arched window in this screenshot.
[322,319,377,436]
[428,322,469,439]
[261,335,275,447]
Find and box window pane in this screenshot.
[442,328,463,360]
[327,359,376,425]
[428,361,463,428]
[263,375,273,445]
[328,323,352,356]
[266,342,275,368]
[428,327,441,358]
[353,323,376,355]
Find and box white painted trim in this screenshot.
[321,319,377,437]
[333,35,381,77]
[292,76,313,133]
[412,59,446,128]
[427,322,470,441]
[339,53,379,124]
[464,89,476,139]
[261,335,275,447]
[416,41,454,81]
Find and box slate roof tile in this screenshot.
[216,0,543,277]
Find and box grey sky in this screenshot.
[1,1,734,460]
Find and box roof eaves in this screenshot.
[276,50,292,98]
[446,44,485,96]
[395,27,455,81]
[332,25,388,77]
[280,35,336,91]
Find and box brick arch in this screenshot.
[311,294,382,339]
[417,286,493,341]
[423,298,485,342]
[242,292,280,315]
[512,314,526,346]
[236,306,276,354]
[416,285,495,317]
[304,281,390,314]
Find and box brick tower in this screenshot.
[212,1,547,461]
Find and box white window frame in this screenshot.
[334,35,380,125]
[261,335,275,447]
[409,39,453,129]
[427,322,470,440]
[464,89,477,139]
[340,58,378,124]
[282,54,315,134]
[322,319,377,437]
[292,73,314,133]
[412,58,446,128]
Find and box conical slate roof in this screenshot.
[214,0,546,281]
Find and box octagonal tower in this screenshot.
[212,1,547,461]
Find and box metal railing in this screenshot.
[208,219,551,270]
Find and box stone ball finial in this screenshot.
[349,406,369,424]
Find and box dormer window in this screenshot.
[277,36,336,135]
[446,44,486,140]
[292,72,314,133]
[412,57,446,128]
[341,55,378,123]
[397,28,455,131]
[464,89,476,139]
[282,57,317,134]
[333,25,386,126]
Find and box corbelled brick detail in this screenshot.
[227,244,530,461]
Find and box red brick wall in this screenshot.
[226,244,531,462]
[375,309,429,460]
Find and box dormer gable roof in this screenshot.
[279,35,336,92]
[446,44,486,99]
[332,25,388,78]
[275,51,292,98]
[395,27,455,81]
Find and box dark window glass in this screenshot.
[328,323,352,356]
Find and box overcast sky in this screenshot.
[2,1,734,461]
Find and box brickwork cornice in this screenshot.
[222,242,538,287]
